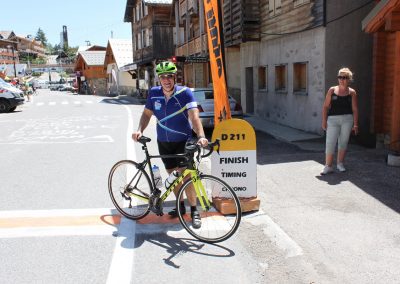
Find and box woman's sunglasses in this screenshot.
[337,76,349,80]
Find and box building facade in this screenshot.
[223,0,374,143]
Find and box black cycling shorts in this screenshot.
[157,140,187,170]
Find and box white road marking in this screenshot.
[0,208,115,218]
[106,105,137,284]
[49,102,56,105]
[86,101,93,104]
[61,101,68,105]
[243,210,303,258]
[74,101,81,105]
[36,102,44,106]
[0,225,115,239]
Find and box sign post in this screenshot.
[212,119,260,213]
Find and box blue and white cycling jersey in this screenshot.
[145,85,198,142]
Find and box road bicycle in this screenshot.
[108,136,241,243]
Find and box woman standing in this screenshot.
[321,67,359,174]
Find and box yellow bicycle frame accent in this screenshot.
[126,168,212,211]
[162,169,211,211]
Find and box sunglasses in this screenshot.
[159,74,175,80]
[337,76,349,80]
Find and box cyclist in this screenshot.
[132,61,208,229]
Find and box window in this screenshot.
[137,33,142,49]
[258,66,267,90]
[269,0,282,16]
[294,0,310,8]
[293,62,307,93]
[148,29,153,46]
[143,29,147,47]
[136,4,140,21]
[275,64,287,92]
[144,4,148,16]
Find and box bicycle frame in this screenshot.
[126,140,212,212]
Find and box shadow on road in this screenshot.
[134,233,235,269]
[254,130,400,214]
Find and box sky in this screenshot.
[1,0,131,48]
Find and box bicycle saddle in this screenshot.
[138,136,151,144]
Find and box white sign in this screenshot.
[211,119,257,198]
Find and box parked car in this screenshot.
[0,78,24,112]
[36,79,49,89]
[191,88,243,128]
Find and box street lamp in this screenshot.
[7,45,17,78]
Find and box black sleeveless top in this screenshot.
[328,93,353,116]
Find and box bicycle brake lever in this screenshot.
[215,139,220,155]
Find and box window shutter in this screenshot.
[269,0,275,13]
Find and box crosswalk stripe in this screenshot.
[61,101,68,105]
[49,102,56,105]
[36,102,44,106]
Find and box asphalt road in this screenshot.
[0,88,399,283]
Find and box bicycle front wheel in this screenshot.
[108,160,152,220]
[176,174,241,243]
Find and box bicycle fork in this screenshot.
[192,175,211,211]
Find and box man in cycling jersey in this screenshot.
[132,61,208,229]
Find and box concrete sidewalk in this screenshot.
[244,115,321,143]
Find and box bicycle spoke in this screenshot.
[108,160,151,220]
[177,174,241,243]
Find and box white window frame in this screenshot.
[136,3,141,21]
[269,0,282,16]
[144,4,148,16]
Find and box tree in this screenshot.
[35,28,48,47]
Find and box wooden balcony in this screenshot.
[179,0,198,18]
[176,34,207,56]
[223,0,261,46]
[133,26,175,65]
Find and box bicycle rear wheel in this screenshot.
[108,160,151,220]
[176,174,241,243]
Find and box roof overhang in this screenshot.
[120,63,137,71]
[362,0,400,33]
[124,0,135,22]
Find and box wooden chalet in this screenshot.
[362,0,400,150]
[174,0,209,87]
[223,0,261,46]
[104,39,135,96]
[74,50,107,95]
[124,0,175,89]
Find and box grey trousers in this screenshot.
[325,114,353,154]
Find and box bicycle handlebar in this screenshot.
[185,138,220,160]
[137,135,220,160]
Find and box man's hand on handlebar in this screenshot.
[197,136,208,147]
[132,131,142,142]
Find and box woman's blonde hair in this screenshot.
[338,67,353,80]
